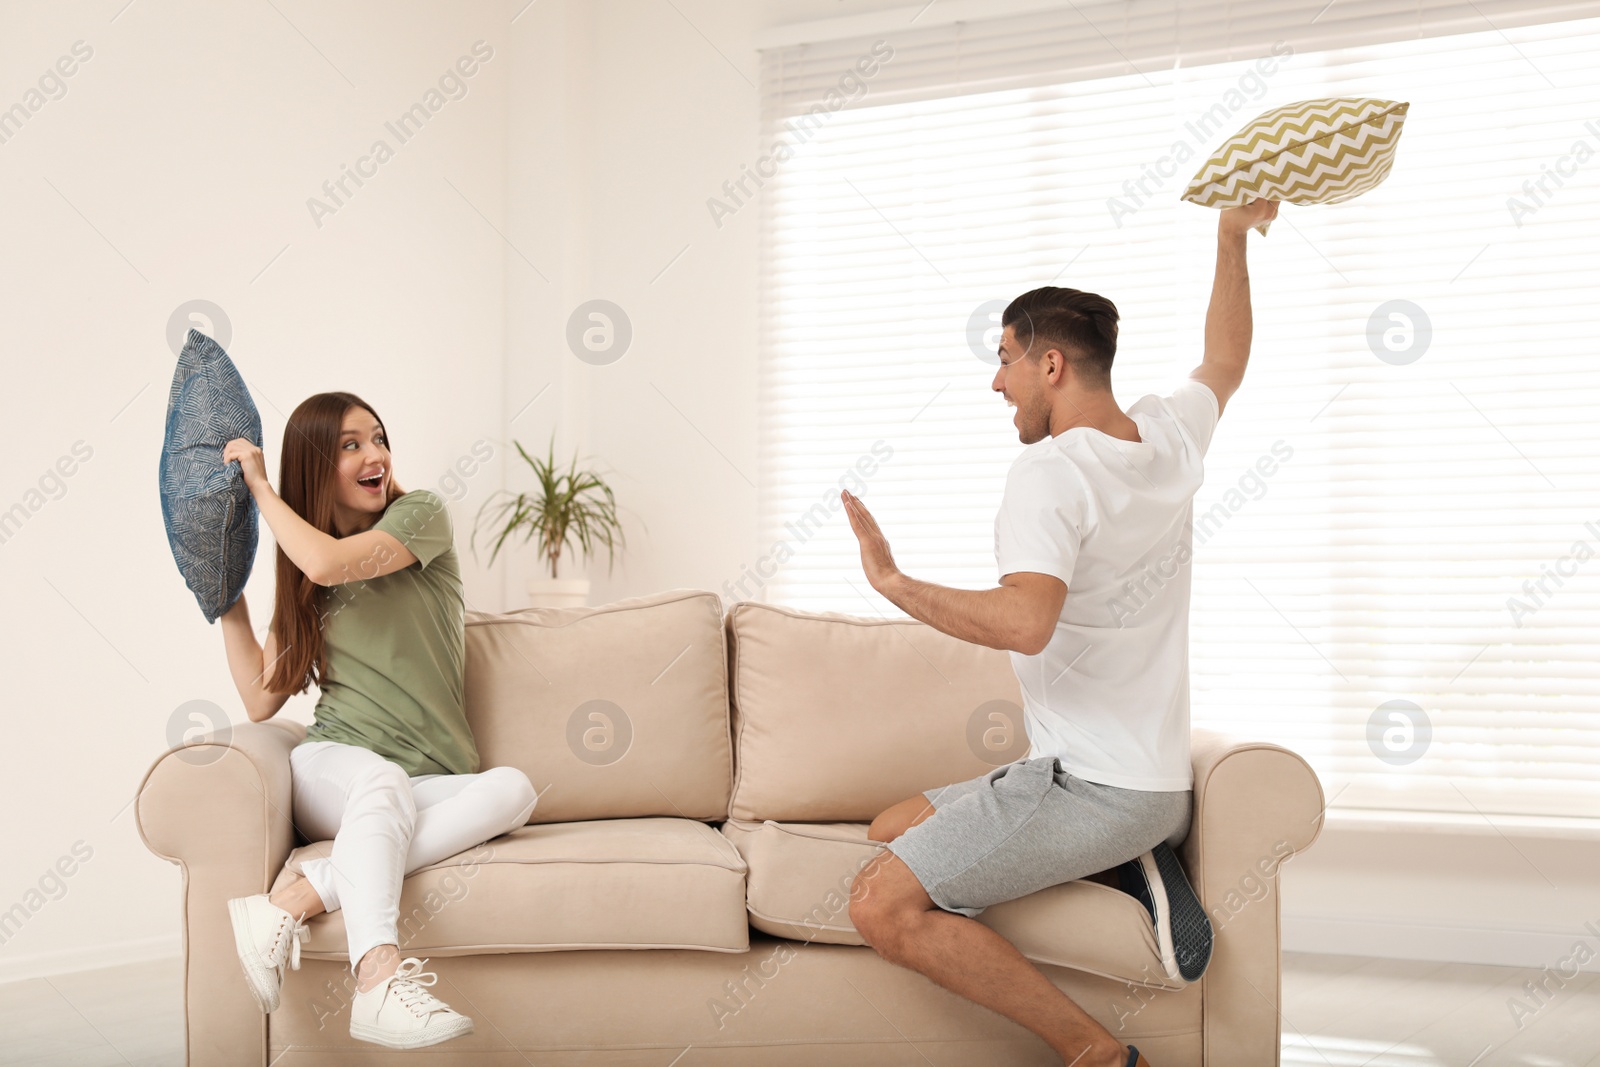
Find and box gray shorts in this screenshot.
[885,755,1192,918]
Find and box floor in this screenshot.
[1277,954,1600,1067]
[0,952,1596,1065]
[0,956,182,1067]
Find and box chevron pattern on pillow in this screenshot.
[159,329,262,624]
[1181,97,1410,235]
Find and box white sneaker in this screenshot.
[226,894,309,1013]
[349,957,475,1049]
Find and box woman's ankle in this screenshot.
[354,945,400,993]
[268,874,323,919]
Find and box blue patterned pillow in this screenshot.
[159,329,262,623]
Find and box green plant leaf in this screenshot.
[469,432,632,579]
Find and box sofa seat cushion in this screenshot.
[275,817,750,957]
[720,818,1184,990]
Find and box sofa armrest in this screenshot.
[135,717,306,1066]
[1182,727,1324,1066]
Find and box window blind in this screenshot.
[761,1,1600,112]
[755,4,1600,819]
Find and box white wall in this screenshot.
[1282,820,1600,975]
[0,0,903,987]
[503,0,773,606]
[2,0,1594,984]
[0,0,513,981]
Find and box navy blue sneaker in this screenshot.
[1114,841,1213,982]
[1124,1045,1149,1066]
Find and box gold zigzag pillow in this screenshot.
[1181,97,1410,235]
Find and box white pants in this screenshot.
[288,740,538,974]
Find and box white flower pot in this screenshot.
[525,577,590,609]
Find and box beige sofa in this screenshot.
[137,589,1325,1066]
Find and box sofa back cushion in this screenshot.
[464,590,732,823]
[726,601,1025,822]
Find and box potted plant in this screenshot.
[471,433,629,608]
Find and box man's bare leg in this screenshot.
[854,801,1134,1067]
[866,794,938,843]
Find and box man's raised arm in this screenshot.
[1189,197,1278,418]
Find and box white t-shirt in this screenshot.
[993,378,1221,791]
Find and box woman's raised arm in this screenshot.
[219,594,292,723]
[220,437,419,587]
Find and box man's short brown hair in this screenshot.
[1002,287,1120,387]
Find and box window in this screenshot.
[756,2,1600,819]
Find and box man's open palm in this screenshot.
[842,490,899,593]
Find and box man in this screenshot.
[841,196,1279,1067]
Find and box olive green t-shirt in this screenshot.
[299,489,480,777]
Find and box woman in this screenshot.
[217,391,537,1049]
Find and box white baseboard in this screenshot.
[1284,913,1600,974]
[0,934,181,985]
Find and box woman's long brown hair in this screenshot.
[265,392,405,694]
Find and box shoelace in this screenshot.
[388,958,450,1019]
[270,909,309,972]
